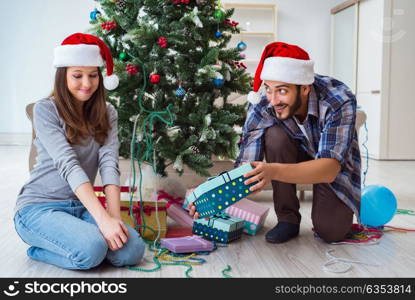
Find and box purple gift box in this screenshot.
[160,235,215,253]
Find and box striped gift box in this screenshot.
[225,198,270,235]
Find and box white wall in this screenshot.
[0,0,96,134]
[226,0,343,74]
[0,0,341,134]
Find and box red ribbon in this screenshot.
[121,203,166,225]
[156,190,184,209]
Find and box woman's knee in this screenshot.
[71,235,108,270]
[107,227,145,267]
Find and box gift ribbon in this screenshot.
[121,204,166,224]
[207,212,231,227]
[157,190,184,209]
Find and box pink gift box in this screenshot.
[155,190,194,227]
[225,198,270,235]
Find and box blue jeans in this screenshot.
[14,200,145,270]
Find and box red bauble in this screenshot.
[150,74,160,84]
[126,64,139,75]
[157,37,168,48]
[100,20,117,31]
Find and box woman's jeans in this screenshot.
[14,200,145,270]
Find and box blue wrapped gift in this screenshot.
[192,213,245,243]
[185,164,258,218]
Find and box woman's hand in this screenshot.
[97,215,130,251]
[244,162,277,195]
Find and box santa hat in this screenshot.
[247,42,314,104]
[53,33,119,90]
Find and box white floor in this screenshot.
[1,145,415,278]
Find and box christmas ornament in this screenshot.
[239,53,246,59]
[172,0,189,4]
[157,37,168,48]
[101,21,117,31]
[119,52,127,61]
[150,73,161,84]
[213,9,225,22]
[214,31,222,38]
[189,146,200,154]
[237,41,247,51]
[188,7,203,28]
[126,64,139,75]
[213,78,224,87]
[231,61,247,69]
[224,70,231,81]
[116,0,126,10]
[90,8,101,21]
[175,87,186,98]
[224,19,239,27]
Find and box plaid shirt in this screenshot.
[235,74,361,218]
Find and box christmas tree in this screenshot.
[89,0,251,177]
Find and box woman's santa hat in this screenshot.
[53,33,119,90]
[247,42,315,104]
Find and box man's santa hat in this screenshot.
[247,42,315,104]
[53,33,119,90]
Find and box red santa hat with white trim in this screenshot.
[53,33,119,90]
[247,42,315,104]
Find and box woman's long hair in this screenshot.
[49,67,111,146]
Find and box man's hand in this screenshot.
[97,215,130,251]
[243,161,277,195]
[188,203,200,219]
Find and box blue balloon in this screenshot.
[360,185,397,227]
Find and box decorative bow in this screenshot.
[208,212,230,227]
[224,19,239,27]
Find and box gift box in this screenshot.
[94,186,135,209]
[185,164,258,218]
[166,226,193,238]
[155,190,194,227]
[120,200,167,241]
[160,235,215,253]
[225,198,270,235]
[192,213,245,243]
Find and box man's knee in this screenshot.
[312,218,352,243]
[265,125,298,162]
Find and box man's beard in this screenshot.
[274,91,302,120]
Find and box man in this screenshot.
[189,42,360,244]
[236,42,361,244]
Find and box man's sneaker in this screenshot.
[265,222,300,243]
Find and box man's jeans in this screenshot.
[14,200,145,270]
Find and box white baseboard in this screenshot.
[0,133,32,146]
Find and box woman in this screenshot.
[13,33,145,270]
